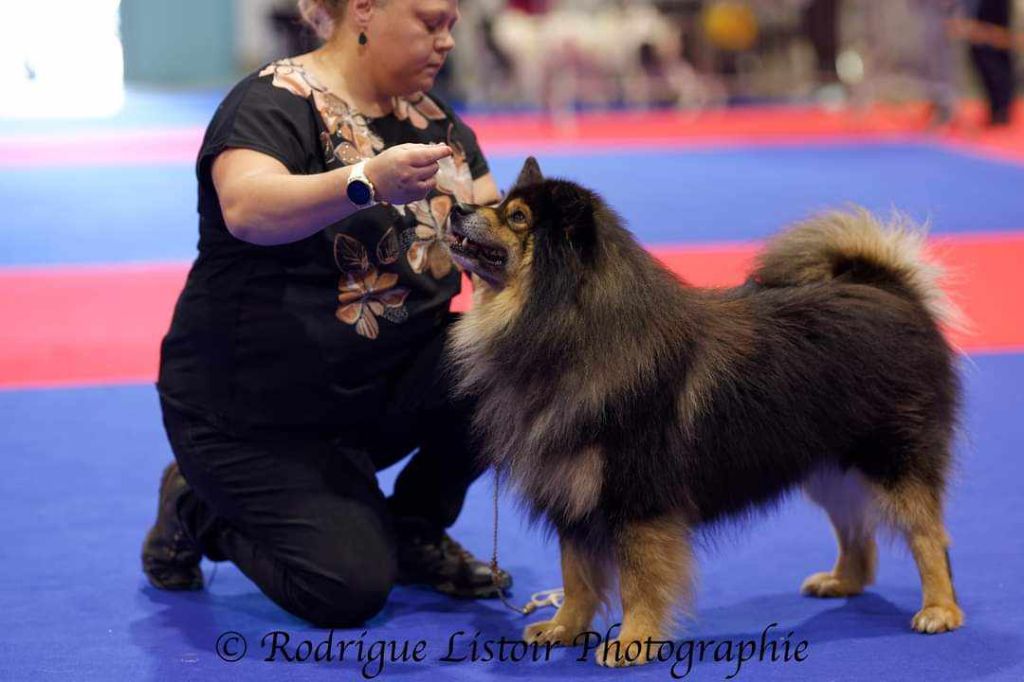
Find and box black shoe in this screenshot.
[141,462,203,591]
[396,532,512,599]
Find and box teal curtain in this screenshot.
[121,0,236,86]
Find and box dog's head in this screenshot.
[447,157,602,291]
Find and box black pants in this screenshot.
[968,0,1015,123]
[160,328,485,627]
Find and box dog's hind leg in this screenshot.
[873,479,964,633]
[523,534,610,646]
[801,467,879,598]
[597,514,692,668]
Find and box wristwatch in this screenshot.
[346,160,377,206]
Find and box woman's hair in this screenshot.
[297,0,345,41]
[297,0,387,41]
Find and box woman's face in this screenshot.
[365,0,459,96]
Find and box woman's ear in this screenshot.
[347,0,376,32]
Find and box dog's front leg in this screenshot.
[597,514,692,667]
[523,534,608,646]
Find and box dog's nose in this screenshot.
[452,202,474,217]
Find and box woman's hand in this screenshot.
[364,143,453,205]
[211,143,456,247]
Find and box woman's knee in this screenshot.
[279,554,397,628]
[229,492,399,627]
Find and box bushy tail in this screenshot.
[753,209,963,330]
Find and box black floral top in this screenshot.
[157,60,489,432]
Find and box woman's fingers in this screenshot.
[411,162,440,181]
[363,144,450,205]
[406,144,453,167]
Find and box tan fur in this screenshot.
[503,198,534,231]
[481,205,533,256]
[456,283,525,347]
[801,467,879,597]
[871,480,964,633]
[524,536,611,646]
[448,236,534,391]
[801,470,964,633]
[598,514,693,667]
[756,209,966,332]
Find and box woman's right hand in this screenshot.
[364,143,453,205]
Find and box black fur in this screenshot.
[451,176,960,556]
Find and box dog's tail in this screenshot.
[753,209,963,330]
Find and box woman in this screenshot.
[141,0,510,628]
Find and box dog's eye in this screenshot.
[510,209,527,224]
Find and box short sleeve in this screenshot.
[196,76,317,181]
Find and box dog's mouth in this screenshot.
[447,223,508,270]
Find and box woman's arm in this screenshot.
[213,143,454,246]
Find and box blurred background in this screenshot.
[1,0,1021,121]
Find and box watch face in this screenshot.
[347,180,372,206]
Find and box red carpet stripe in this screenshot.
[0,129,205,168]
[1,234,1022,390]
[3,102,1023,167]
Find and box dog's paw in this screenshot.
[912,604,964,634]
[800,571,864,598]
[523,619,575,646]
[595,638,654,668]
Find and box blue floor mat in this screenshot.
[3,143,1024,267]
[1,352,1022,681]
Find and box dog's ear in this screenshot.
[511,157,544,191]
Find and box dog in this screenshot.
[445,158,964,667]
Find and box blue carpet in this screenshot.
[3,143,1024,267]
[0,352,1022,681]
[4,91,1023,680]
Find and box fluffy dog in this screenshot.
[446,158,964,667]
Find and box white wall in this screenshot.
[236,0,295,71]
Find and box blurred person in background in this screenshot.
[802,0,841,90]
[141,0,512,628]
[507,0,550,11]
[913,0,961,126]
[964,0,1016,125]
[485,0,695,111]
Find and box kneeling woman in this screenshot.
[142,0,510,627]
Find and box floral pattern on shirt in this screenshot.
[392,93,447,130]
[333,232,410,340]
[313,89,385,160]
[405,195,454,279]
[258,60,319,98]
[260,60,383,163]
[436,123,476,204]
[260,59,480,336]
[337,267,410,340]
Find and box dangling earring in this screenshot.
[358,31,368,46]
